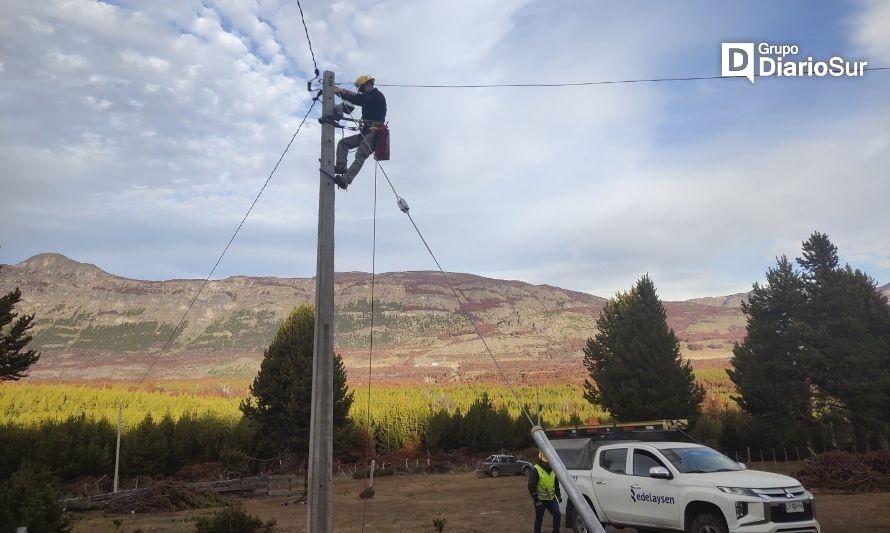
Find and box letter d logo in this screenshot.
[722,43,755,83]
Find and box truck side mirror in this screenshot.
[649,466,672,479]
[737,462,747,470]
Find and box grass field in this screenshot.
[70,471,890,532]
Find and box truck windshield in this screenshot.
[660,447,742,473]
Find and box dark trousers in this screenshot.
[534,498,561,533]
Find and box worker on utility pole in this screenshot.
[333,74,387,190]
[528,451,562,533]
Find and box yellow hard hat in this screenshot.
[354,74,375,88]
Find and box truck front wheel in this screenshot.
[688,513,728,533]
[569,502,599,533]
[570,509,587,533]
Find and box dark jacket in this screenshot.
[527,461,561,502]
[341,87,387,124]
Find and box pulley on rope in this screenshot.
[397,197,409,213]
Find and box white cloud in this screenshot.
[1,0,888,301]
[853,0,890,63]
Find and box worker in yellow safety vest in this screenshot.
[528,451,562,533]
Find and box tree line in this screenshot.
[580,232,890,452]
[2,231,888,490]
[729,232,890,451]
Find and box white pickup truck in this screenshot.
[550,426,820,533]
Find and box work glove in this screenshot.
[557,495,563,504]
[534,499,544,509]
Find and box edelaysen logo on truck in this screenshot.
[630,488,676,505]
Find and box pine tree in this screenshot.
[795,232,890,450]
[0,464,71,532]
[728,256,812,445]
[0,287,40,381]
[583,275,704,421]
[240,305,355,460]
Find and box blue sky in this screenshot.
[1,0,888,300]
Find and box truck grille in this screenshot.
[753,486,807,499]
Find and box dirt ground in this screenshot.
[72,471,890,532]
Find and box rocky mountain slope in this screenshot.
[1,254,751,381]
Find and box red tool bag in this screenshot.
[374,124,390,161]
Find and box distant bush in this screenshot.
[795,451,890,492]
[194,506,275,533]
[0,463,71,532]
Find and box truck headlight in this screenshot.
[717,486,757,497]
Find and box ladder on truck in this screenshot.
[534,419,691,533]
[546,419,690,440]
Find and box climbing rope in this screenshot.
[359,162,380,533]
[379,164,535,426]
[339,107,535,426]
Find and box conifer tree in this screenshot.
[0,464,71,532]
[0,286,40,381]
[240,305,354,460]
[728,256,812,445]
[583,275,704,420]
[795,232,890,450]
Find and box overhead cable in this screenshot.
[377,66,890,88]
[133,100,319,391]
[296,0,320,84]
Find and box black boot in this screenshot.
[333,175,349,190]
[334,163,347,174]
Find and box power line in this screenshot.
[377,66,890,88]
[133,100,319,391]
[296,0,320,84]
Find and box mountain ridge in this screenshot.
[0,253,809,382]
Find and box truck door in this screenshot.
[591,447,632,523]
[628,447,680,528]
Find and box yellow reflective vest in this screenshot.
[533,464,557,501]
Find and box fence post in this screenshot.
[795,447,801,461]
[747,447,752,464]
[772,449,777,468]
[783,448,788,462]
[759,449,764,463]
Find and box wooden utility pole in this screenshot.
[113,403,122,493]
[307,70,336,533]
